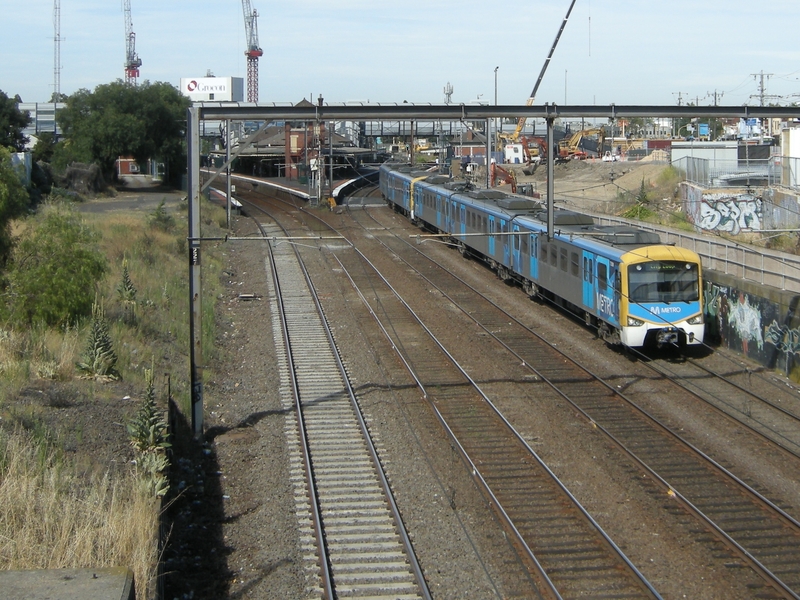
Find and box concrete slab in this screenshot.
[0,567,135,600]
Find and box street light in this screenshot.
[494,66,499,159]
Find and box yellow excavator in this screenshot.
[557,127,606,160]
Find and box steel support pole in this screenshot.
[486,118,491,188]
[546,117,555,239]
[329,121,334,203]
[226,118,231,228]
[187,106,204,438]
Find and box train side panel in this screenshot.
[379,163,704,348]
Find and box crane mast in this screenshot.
[506,0,577,142]
[53,0,61,100]
[241,0,263,102]
[123,0,142,85]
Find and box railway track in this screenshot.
[221,177,800,596]
[234,187,659,597]
[339,203,800,598]
[637,350,800,459]
[329,232,660,599]
[252,214,430,599]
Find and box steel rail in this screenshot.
[333,246,660,599]
[259,220,335,599]
[246,201,431,599]
[351,205,800,598]
[638,353,800,460]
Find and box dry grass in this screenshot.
[0,429,160,599]
[0,195,227,599]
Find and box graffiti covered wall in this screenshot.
[685,188,764,234]
[704,273,800,380]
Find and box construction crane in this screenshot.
[500,0,577,145]
[123,0,142,85]
[241,0,263,102]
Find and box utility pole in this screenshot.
[671,92,687,137]
[751,71,774,106]
[707,90,724,106]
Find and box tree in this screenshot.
[0,90,30,151]
[0,147,30,264]
[3,207,106,325]
[32,132,56,163]
[57,81,190,184]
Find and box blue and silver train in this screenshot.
[379,163,705,349]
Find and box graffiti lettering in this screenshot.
[697,195,762,234]
[765,320,800,356]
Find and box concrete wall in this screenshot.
[682,183,764,234]
[704,269,800,381]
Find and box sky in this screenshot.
[3,0,800,108]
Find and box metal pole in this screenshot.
[494,66,499,158]
[225,118,231,228]
[187,106,204,438]
[329,120,334,204]
[547,117,555,239]
[486,118,491,189]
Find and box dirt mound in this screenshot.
[509,159,673,208]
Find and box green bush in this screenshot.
[3,207,106,325]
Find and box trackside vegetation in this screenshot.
[0,195,227,599]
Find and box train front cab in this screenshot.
[618,247,704,348]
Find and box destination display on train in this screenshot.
[634,261,696,272]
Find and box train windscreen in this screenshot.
[628,261,699,303]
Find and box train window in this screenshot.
[521,235,529,255]
[549,244,558,267]
[540,242,548,261]
[531,235,538,259]
[598,262,607,289]
[571,252,579,277]
[583,257,594,283]
[560,247,568,271]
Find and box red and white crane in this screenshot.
[241,0,263,102]
[123,0,142,85]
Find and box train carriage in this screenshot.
[379,162,704,349]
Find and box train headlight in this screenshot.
[687,314,704,325]
[627,316,645,327]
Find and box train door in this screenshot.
[582,251,594,310]
[488,215,496,256]
[436,194,443,229]
[512,225,522,273]
[595,256,620,326]
[529,234,539,280]
[501,220,510,266]
[445,198,454,233]
[460,204,467,238]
